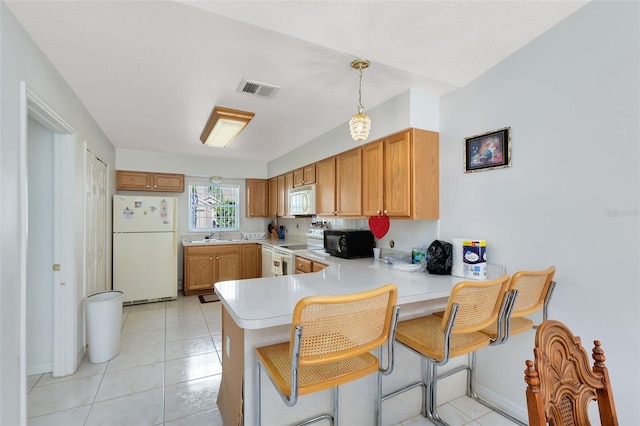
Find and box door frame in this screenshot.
[19,82,79,400]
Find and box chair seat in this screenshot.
[256,341,380,397]
[395,315,491,360]
[480,317,534,339]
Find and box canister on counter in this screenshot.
[463,239,487,279]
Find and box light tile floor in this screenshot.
[27,294,520,426]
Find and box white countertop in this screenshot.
[215,254,462,329]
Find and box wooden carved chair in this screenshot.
[524,320,618,426]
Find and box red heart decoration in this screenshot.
[368,215,390,239]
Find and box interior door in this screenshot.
[85,149,107,296]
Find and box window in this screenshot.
[188,182,240,232]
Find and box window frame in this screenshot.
[187,181,240,232]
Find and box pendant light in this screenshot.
[349,59,371,141]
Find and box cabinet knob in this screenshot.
[209,257,213,260]
[216,256,220,260]
[154,185,157,188]
[376,210,381,215]
[383,210,388,215]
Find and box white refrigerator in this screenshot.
[113,195,178,304]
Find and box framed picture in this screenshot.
[464,127,511,173]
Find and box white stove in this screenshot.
[306,228,325,250]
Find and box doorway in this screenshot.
[19,83,80,413]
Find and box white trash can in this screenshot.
[85,290,124,363]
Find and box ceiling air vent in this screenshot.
[236,79,280,99]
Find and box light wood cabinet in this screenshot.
[293,164,316,187]
[277,174,286,217]
[241,244,261,279]
[183,245,241,296]
[245,179,269,217]
[268,175,289,217]
[315,149,362,217]
[335,148,362,216]
[268,177,278,217]
[294,255,328,274]
[284,172,294,216]
[116,170,185,192]
[315,157,336,216]
[362,128,439,219]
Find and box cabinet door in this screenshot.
[246,179,268,217]
[295,256,312,274]
[241,244,261,279]
[268,177,278,217]
[277,174,286,217]
[184,248,216,294]
[153,173,184,192]
[336,148,362,216]
[293,168,304,187]
[284,173,294,216]
[303,164,316,185]
[315,157,336,216]
[311,261,328,272]
[362,141,384,217]
[214,246,241,283]
[384,131,412,217]
[116,170,151,190]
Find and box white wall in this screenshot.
[439,1,639,421]
[116,149,268,179]
[1,3,116,424]
[267,89,439,177]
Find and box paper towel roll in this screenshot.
[451,238,465,277]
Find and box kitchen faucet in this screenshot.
[206,231,223,240]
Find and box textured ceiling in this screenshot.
[6,0,587,162]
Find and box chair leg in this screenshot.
[426,362,449,426]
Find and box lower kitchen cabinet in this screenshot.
[183,245,241,296]
[294,256,328,274]
[241,244,261,279]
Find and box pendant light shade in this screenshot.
[349,59,371,141]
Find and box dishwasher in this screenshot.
[261,245,293,277]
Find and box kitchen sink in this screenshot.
[183,238,244,244]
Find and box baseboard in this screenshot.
[474,384,528,423]
[27,361,52,376]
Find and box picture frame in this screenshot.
[464,127,511,173]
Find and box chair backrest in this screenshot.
[509,266,555,317]
[524,320,618,426]
[440,274,511,334]
[291,284,398,366]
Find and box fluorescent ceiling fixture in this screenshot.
[200,106,255,148]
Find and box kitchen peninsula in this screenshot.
[214,254,479,425]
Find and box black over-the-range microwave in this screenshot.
[323,229,375,259]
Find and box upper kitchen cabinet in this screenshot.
[284,172,294,216]
[268,177,278,217]
[335,148,362,216]
[315,150,362,217]
[315,157,336,216]
[293,164,316,187]
[277,174,286,217]
[116,170,185,192]
[362,128,439,219]
[268,175,288,217]
[246,179,269,217]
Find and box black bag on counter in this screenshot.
[426,240,453,275]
